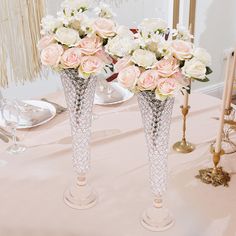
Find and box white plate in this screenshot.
[0,100,56,129]
[94,82,134,106]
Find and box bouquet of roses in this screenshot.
[37,0,119,78]
[105,18,212,100]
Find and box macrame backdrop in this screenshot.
[0,0,45,88]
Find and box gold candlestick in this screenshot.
[196,149,230,187]
[173,105,195,153]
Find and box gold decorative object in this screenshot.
[173,105,195,153]
[196,150,230,187]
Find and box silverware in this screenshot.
[41,98,67,114]
[0,131,9,143]
[0,127,19,141]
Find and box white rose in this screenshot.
[172,40,193,61]
[131,49,157,69]
[55,27,80,47]
[106,36,137,57]
[116,26,133,38]
[193,48,211,66]
[41,16,62,35]
[139,18,168,38]
[182,59,206,79]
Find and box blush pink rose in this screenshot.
[37,35,55,51]
[172,40,193,60]
[157,78,177,96]
[77,35,102,55]
[114,56,132,73]
[61,48,81,69]
[40,43,63,67]
[155,57,179,77]
[117,65,140,89]
[95,49,113,64]
[137,70,159,91]
[80,56,104,74]
[93,18,116,38]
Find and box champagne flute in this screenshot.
[1,100,26,154]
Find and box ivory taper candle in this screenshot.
[183,89,189,108]
[225,50,236,110]
[215,54,231,153]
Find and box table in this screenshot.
[0,92,236,236]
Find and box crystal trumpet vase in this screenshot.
[61,69,97,209]
[137,91,175,231]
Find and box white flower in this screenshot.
[106,36,137,57]
[139,18,168,39]
[116,26,133,38]
[60,0,89,13]
[157,40,173,58]
[55,27,80,46]
[131,49,157,69]
[193,47,211,66]
[41,16,62,35]
[182,58,206,79]
[94,2,116,19]
[79,15,94,35]
[174,24,193,41]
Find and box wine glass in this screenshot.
[1,100,26,154]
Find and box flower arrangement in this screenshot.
[105,19,212,100]
[38,0,118,78]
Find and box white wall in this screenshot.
[194,0,236,95]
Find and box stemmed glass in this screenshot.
[1,100,26,154]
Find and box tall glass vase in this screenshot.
[137,91,175,231]
[61,69,97,209]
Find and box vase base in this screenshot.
[173,140,195,153]
[141,205,174,232]
[64,182,97,210]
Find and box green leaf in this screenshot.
[206,66,213,75]
[192,77,210,82]
[179,60,185,67]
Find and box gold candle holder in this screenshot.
[173,105,195,153]
[196,149,230,187]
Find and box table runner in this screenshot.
[0,92,235,236]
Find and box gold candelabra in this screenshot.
[173,105,195,153]
[196,149,230,187]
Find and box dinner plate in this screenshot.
[0,100,56,129]
[94,82,134,106]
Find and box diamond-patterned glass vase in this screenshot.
[61,69,97,209]
[137,91,175,231]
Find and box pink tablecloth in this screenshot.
[0,92,236,236]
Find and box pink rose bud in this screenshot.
[114,56,132,73]
[172,40,193,61]
[95,49,113,64]
[40,43,64,67]
[93,18,116,38]
[157,78,177,96]
[37,35,55,51]
[77,35,103,55]
[80,56,104,74]
[61,48,81,69]
[137,70,159,91]
[117,65,140,89]
[155,57,179,77]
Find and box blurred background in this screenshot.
[1,0,236,99]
